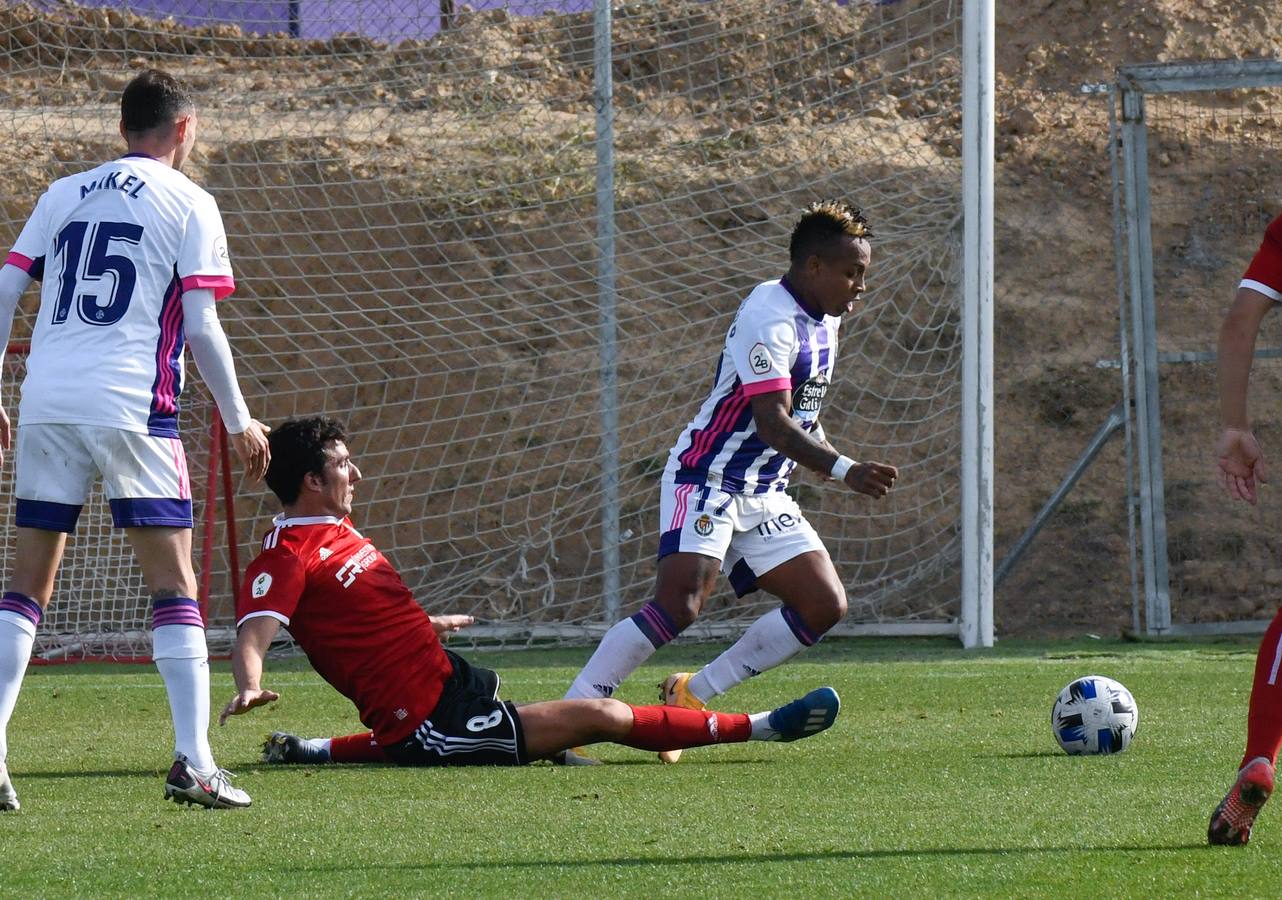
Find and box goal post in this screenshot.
[1,0,992,653]
[1111,58,1282,636]
[960,0,995,648]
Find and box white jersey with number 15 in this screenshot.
[4,153,234,438]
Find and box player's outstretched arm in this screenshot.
[749,391,897,499]
[1216,428,1267,505]
[1216,287,1275,506]
[430,613,475,638]
[220,615,282,725]
[230,419,272,483]
[181,287,271,480]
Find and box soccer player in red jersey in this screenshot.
[219,416,841,769]
[1208,212,1282,845]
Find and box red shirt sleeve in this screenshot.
[238,547,306,626]
[1242,214,1282,297]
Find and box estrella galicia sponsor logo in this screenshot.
[251,572,272,598]
[693,514,714,537]
[748,342,772,375]
[792,373,828,419]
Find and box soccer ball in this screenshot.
[1050,675,1139,755]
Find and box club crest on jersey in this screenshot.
[793,373,829,420]
[748,342,772,375]
[693,514,714,537]
[251,572,272,598]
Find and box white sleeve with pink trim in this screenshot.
[727,294,796,398]
[182,287,252,433]
[6,191,51,279]
[177,191,235,300]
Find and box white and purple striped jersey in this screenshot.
[663,277,838,494]
[4,153,234,438]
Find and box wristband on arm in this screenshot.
[830,455,856,481]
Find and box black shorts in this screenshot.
[383,650,527,767]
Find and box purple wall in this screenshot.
[299,1,591,41]
[42,1,591,41]
[50,1,293,35]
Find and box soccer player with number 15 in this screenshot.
[0,69,270,811]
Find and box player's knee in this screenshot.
[655,556,717,631]
[655,579,710,630]
[663,595,702,631]
[830,587,848,623]
[586,698,634,738]
[804,585,847,634]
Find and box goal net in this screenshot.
[1,0,965,655]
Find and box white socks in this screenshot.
[565,617,660,700]
[0,606,218,776]
[688,608,808,704]
[567,603,820,706]
[748,711,777,741]
[0,612,36,768]
[152,623,216,774]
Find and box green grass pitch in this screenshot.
[0,637,1277,897]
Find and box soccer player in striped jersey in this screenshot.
[1209,212,1282,845]
[561,200,897,763]
[220,416,841,770]
[0,69,270,811]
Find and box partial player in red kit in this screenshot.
[219,416,842,772]
[1209,212,1282,845]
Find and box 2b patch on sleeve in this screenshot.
[251,572,272,598]
[748,342,773,375]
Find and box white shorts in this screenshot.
[14,423,193,532]
[658,480,825,598]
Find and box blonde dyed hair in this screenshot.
[789,199,871,263]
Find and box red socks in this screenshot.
[1242,608,1282,769]
[330,732,389,764]
[624,704,751,751]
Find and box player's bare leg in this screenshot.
[651,553,724,633]
[127,527,198,600]
[0,527,67,812]
[683,549,846,707]
[519,691,841,762]
[127,526,249,808]
[8,527,67,606]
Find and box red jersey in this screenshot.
[1243,213,1282,298]
[237,514,451,745]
